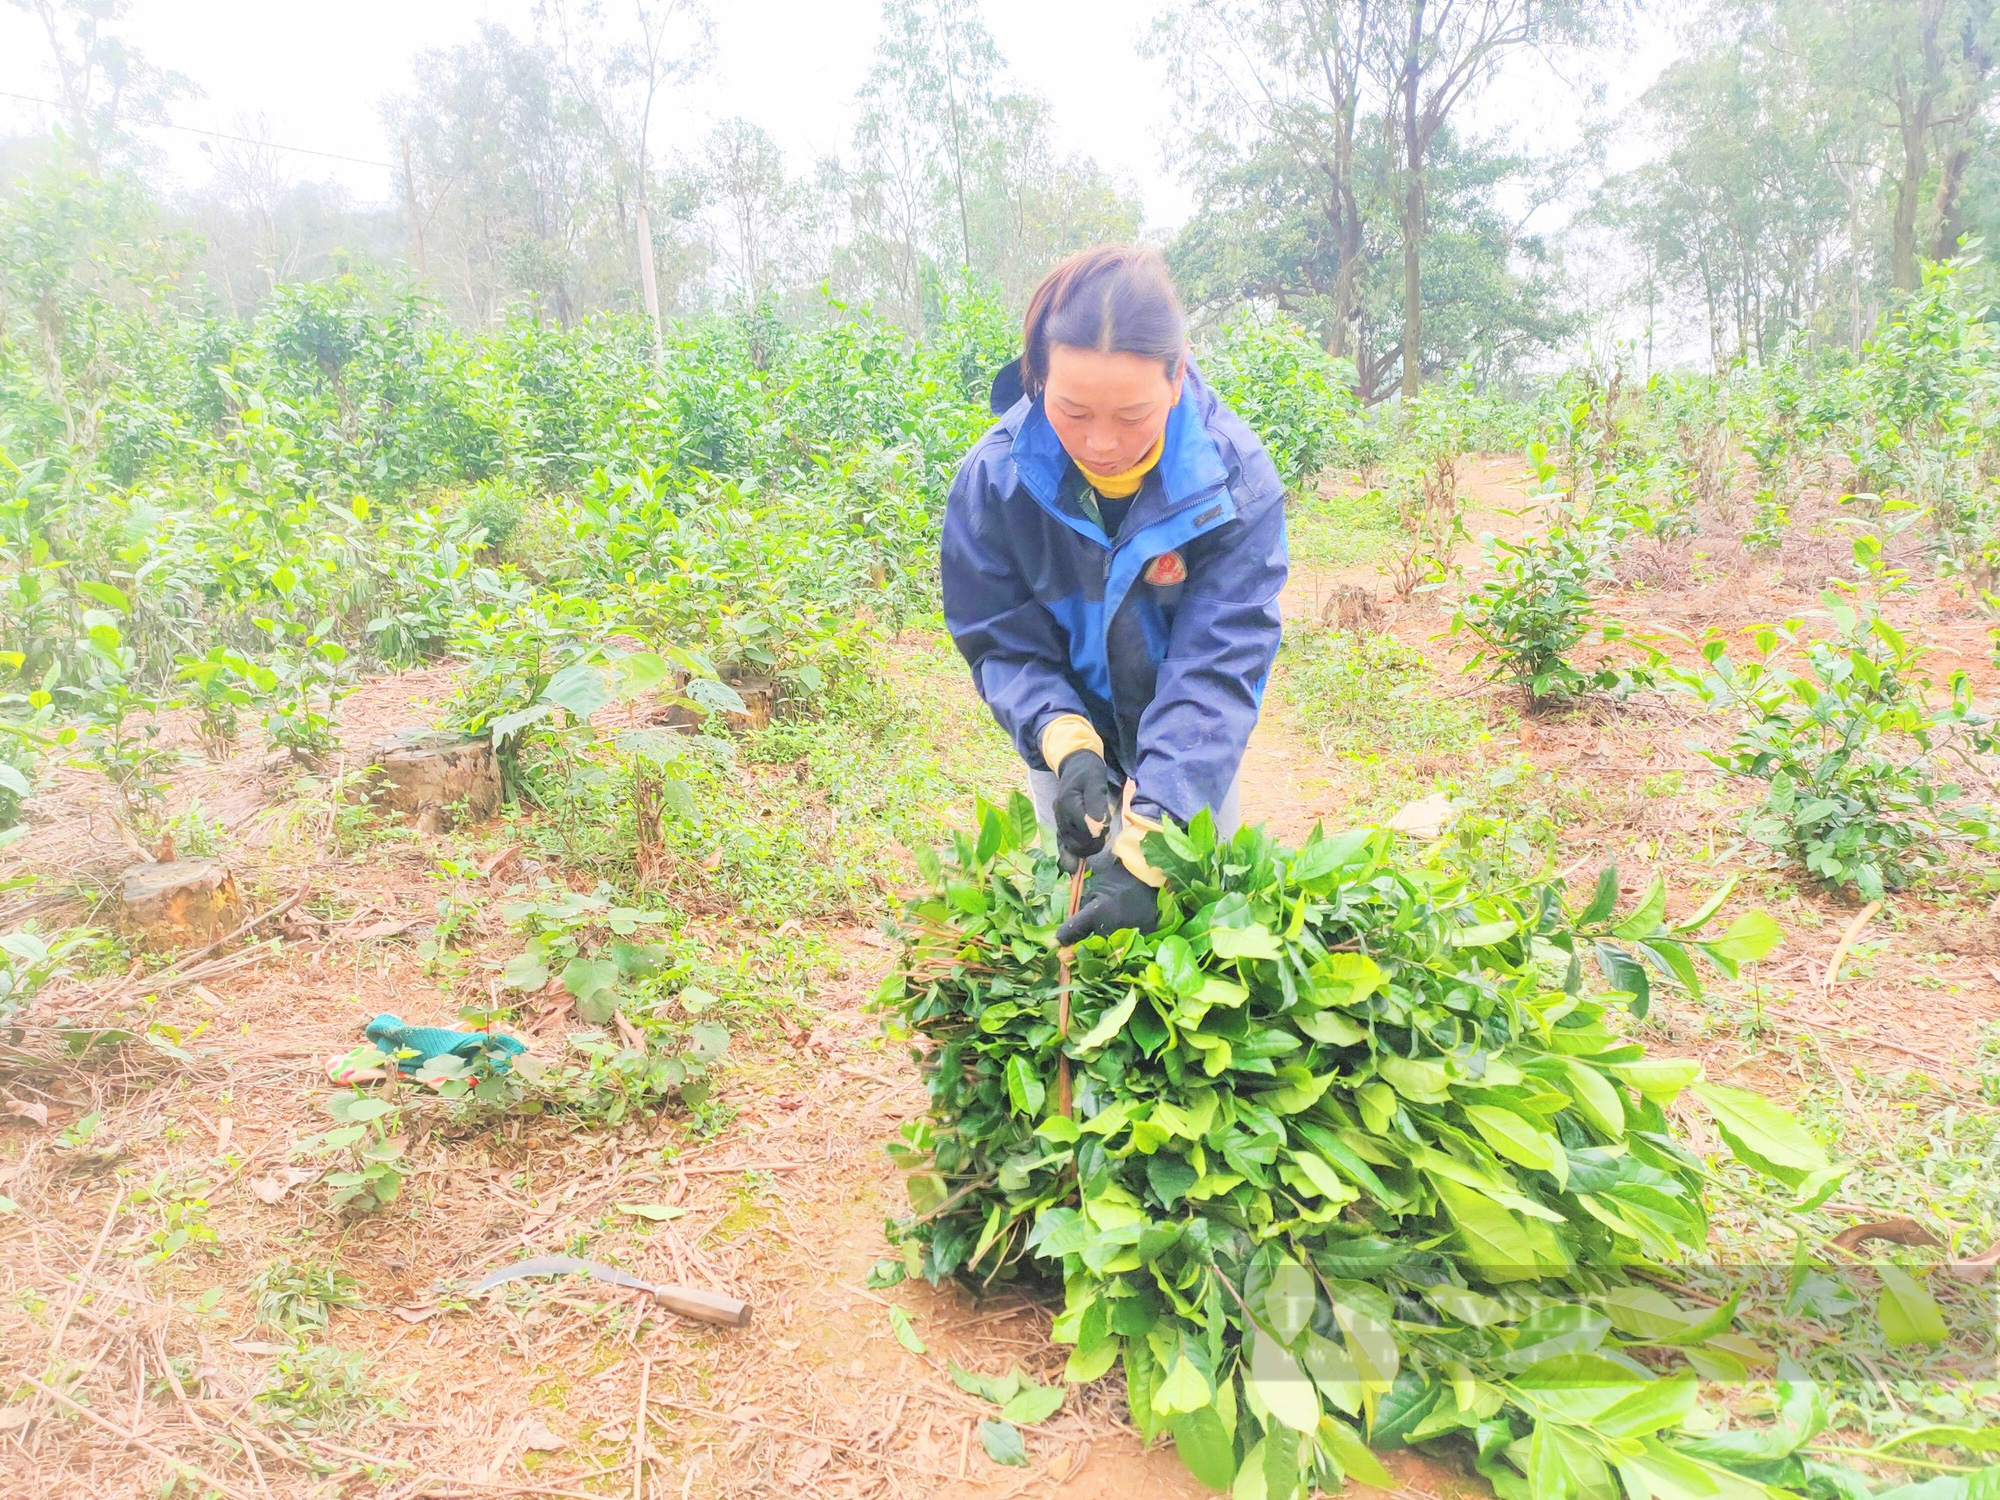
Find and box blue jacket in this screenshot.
[942,362,1288,828]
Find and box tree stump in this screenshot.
[647,673,780,735]
[725,676,779,733]
[120,860,246,952]
[367,730,502,833]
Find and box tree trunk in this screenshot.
[1931,140,1972,261]
[1890,121,1929,292]
[1891,0,1945,292]
[1399,0,1426,400]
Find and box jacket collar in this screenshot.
[1008,365,1230,520]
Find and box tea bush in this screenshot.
[1662,597,2000,899]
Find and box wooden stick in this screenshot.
[1055,864,1086,1119]
[666,1159,803,1175]
[22,1374,252,1500]
[633,1356,651,1500]
[1821,899,1881,1006]
[48,1182,124,1359]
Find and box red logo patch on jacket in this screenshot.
[1144,550,1187,587]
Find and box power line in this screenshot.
[0,89,394,170]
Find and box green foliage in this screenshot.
[248,618,351,765]
[295,1089,408,1214]
[1450,521,1647,712]
[127,1171,218,1264]
[251,1258,363,1333]
[492,882,726,1123]
[873,803,1925,1500]
[1662,596,2000,899]
[174,647,255,760]
[1200,314,1363,493]
[255,1342,398,1435]
[0,924,103,1022]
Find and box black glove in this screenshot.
[1051,749,1112,864]
[1056,857,1162,945]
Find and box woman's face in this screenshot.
[1043,344,1182,478]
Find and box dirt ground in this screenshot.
[1,455,1995,1499]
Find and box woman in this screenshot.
[942,245,1288,944]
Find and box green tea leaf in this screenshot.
[1577,865,1620,925]
[1247,1326,1320,1432]
[1000,1382,1064,1425]
[977,1419,1027,1466]
[1210,924,1282,962]
[1005,1055,1045,1117]
[1153,1354,1212,1416]
[1612,876,1667,938]
[1692,1082,1829,1186]
[1877,1264,1947,1347]
[1071,990,1138,1054]
[1319,1414,1395,1489]
[888,1306,926,1355]
[1707,910,1782,963]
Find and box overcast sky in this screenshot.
[0,0,1684,237]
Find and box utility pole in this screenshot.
[635,200,664,369]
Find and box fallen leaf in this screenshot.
[1386,792,1454,840]
[804,1026,840,1055]
[725,1404,764,1423]
[0,1406,30,1430]
[613,1011,648,1053]
[478,845,521,880]
[1948,1242,2000,1284]
[346,918,422,942]
[786,1442,833,1484]
[1831,1218,1943,1254]
[392,1304,442,1323]
[248,1167,317,1204]
[2,1100,48,1128]
[979,1419,1028,1467]
[614,1202,687,1222]
[888,1305,926,1354]
[519,1417,565,1452]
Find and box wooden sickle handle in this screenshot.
[651,1283,752,1328]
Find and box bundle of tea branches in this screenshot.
[875,797,1995,1500]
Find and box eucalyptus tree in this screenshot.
[383,25,628,323]
[845,0,1139,327]
[1149,0,1382,365]
[1155,0,1580,399]
[1780,0,1999,291]
[1370,0,1612,395]
[5,0,190,169]
[1596,29,1850,366]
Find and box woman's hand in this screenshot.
[1052,748,1112,862]
[1055,857,1161,945]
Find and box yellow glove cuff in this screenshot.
[1112,780,1167,888]
[1038,714,1104,772]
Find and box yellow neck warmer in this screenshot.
[1081,435,1163,500]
